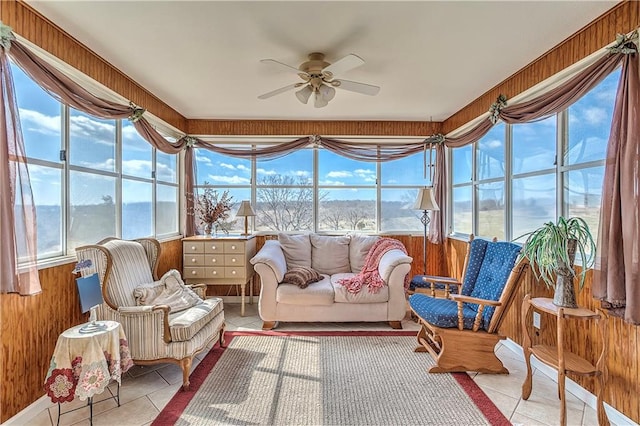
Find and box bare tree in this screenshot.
[321,208,344,230]
[256,175,314,231]
[346,207,371,230]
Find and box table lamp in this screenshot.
[76,272,107,333]
[413,187,440,275]
[236,200,256,235]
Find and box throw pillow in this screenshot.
[281,266,322,289]
[310,234,351,275]
[278,233,312,269]
[348,233,380,273]
[133,269,202,313]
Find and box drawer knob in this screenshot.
[212,258,216,263]
[212,271,217,275]
[231,258,236,263]
[191,246,196,250]
[211,245,217,250]
[231,245,236,250]
[231,270,237,275]
[191,271,197,275]
[191,258,196,263]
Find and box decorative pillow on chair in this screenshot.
[281,266,322,289]
[133,269,202,313]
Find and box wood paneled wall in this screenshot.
[0,1,187,132]
[0,239,181,423]
[188,120,441,137]
[442,1,640,133]
[447,237,640,424]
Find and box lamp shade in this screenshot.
[295,85,313,104]
[236,200,256,217]
[319,83,336,102]
[413,187,440,211]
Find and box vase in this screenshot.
[204,223,213,236]
[552,238,578,308]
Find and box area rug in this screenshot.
[153,331,510,426]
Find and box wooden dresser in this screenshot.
[182,235,257,316]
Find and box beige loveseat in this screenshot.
[250,233,412,330]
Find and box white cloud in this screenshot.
[294,170,310,178]
[236,164,250,172]
[69,114,115,145]
[80,158,116,170]
[122,124,140,142]
[257,168,277,176]
[196,155,212,164]
[320,180,346,186]
[327,171,352,178]
[479,139,502,149]
[220,162,236,170]
[582,107,607,126]
[122,159,153,177]
[18,108,61,135]
[208,175,250,184]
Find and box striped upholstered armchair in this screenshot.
[75,238,225,390]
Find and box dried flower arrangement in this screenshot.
[192,183,234,235]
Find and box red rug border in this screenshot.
[152,330,510,426]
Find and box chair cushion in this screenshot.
[332,273,389,304]
[409,293,477,330]
[348,233,380,273]
[310,234,351,275]
[460,239,488,296]
[470,241,521,329]
[276,275,334,305]
[278,233,312,270]
[103,239,155,307]
[168,297,224,342]
[134,269,202,313]
[281,267,322,289]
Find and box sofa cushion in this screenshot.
[278,233,312,270]
[133,269,202,313]
[348,234,380,273]
[310,234,351,275]
[282,267,322,289]
[276,275,334,305]
[331,273,389,304]
[168,297,224,342]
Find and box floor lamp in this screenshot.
[413,187,440,275]
[236,200,256,235]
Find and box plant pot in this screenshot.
[552,238,578,308]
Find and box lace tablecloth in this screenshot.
[44,321,133,403]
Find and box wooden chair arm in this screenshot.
[450,295,502,332]
[186,283,207,299]
[415,275,462,298]
[152,305,172,344]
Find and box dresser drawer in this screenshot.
[225,266,246,280]
[224,254,245,266]
[206,267,225,279]
[183,254,204,266]
[204,254,225,266]
[183,242,204,254]
[184,266,205,279]
[204,241,224,253]
[224,241,245,254]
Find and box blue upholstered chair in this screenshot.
[409,236,527,374]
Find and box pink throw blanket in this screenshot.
[338,238,408,294]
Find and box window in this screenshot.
[194,141,433,233]
[11,62,180,260]
[449,68,619,243]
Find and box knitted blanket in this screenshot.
[338,237,408,294]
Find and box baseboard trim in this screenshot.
[3,394,51,425]
[502,338,637,426]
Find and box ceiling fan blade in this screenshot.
[258,83,300,100]
[333,79,380,96]
[260,59,308,77]
[322,54,365,78]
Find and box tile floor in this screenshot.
[23,302,603,426]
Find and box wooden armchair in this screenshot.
[409,237,527,374]
[75,238,226,389]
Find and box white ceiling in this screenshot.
[25,1,618,122]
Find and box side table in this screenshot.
[44,320,134,425]
[521,295,609,426]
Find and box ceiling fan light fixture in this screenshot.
[295,85,313,104]
[314,90,329,108]
[319,83,336,102]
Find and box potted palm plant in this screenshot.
[518,216,596,308]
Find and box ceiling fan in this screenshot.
[258,52,380,108]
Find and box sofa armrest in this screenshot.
[378,249,413,284]
[250,240,287,283]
